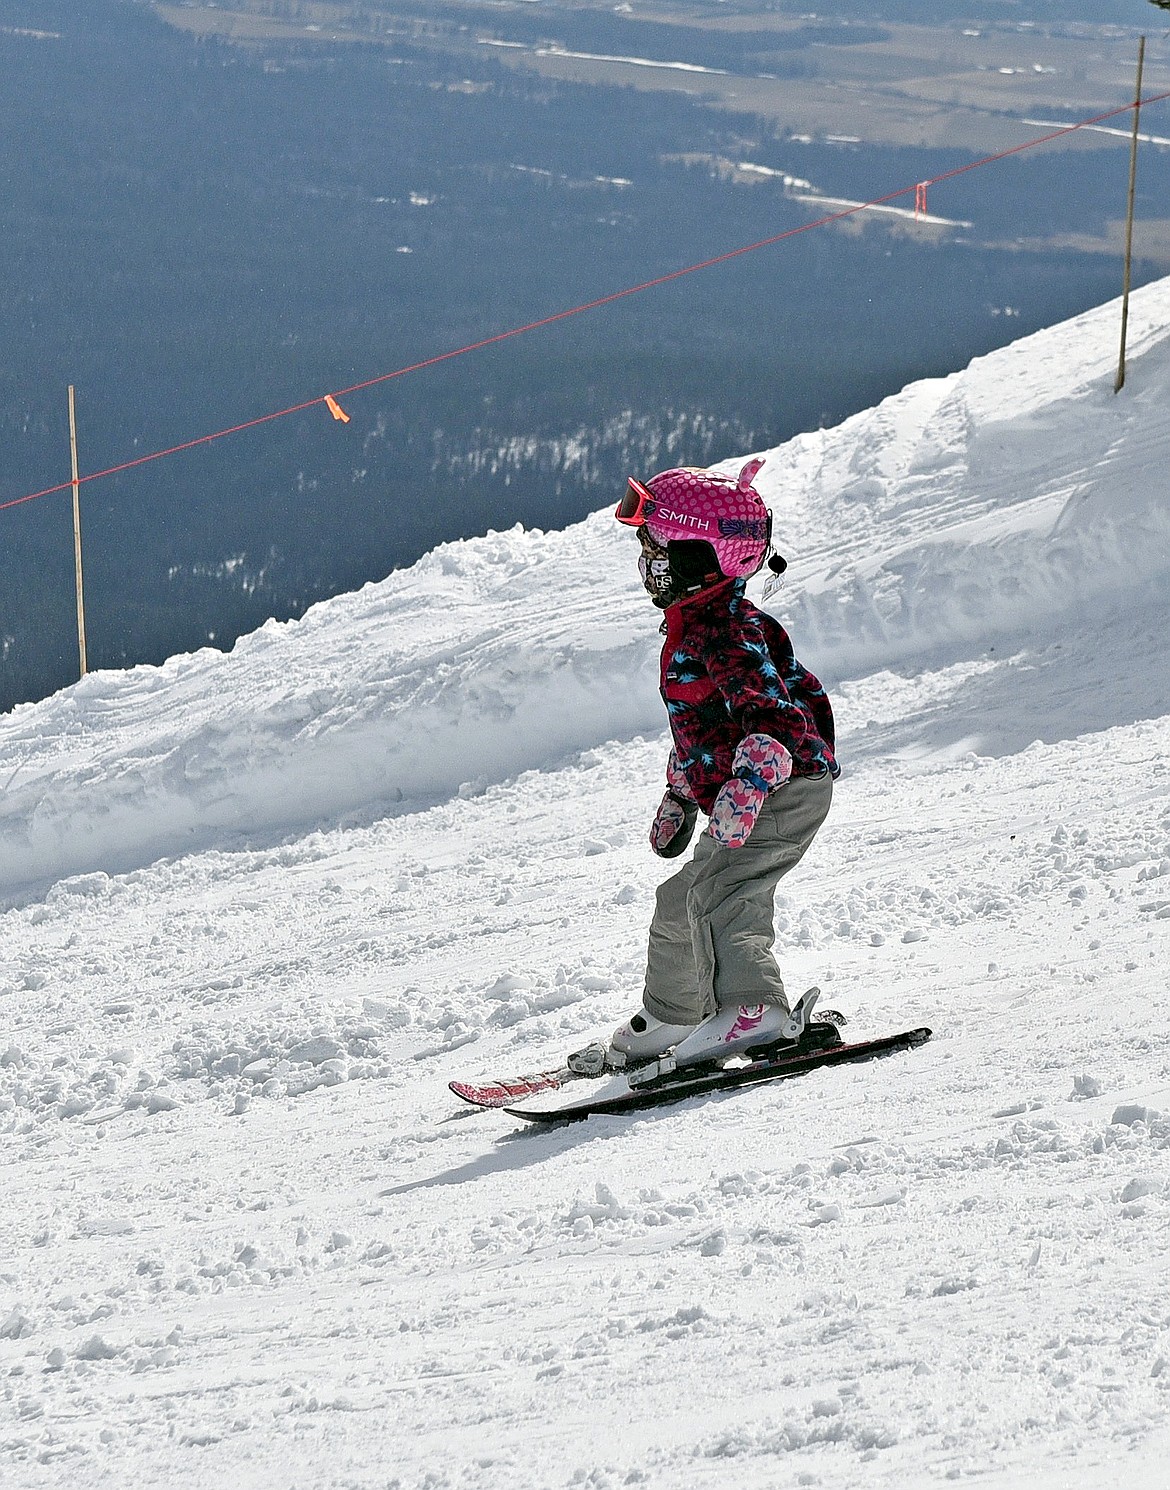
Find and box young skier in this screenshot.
[610,457,839,1072]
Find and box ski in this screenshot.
[503,1026,932,1123]
[450,992,848,1110]
[449,1066,577,1109]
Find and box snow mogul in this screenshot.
[610,457,840,1072]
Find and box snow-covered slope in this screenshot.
[776,282,1170,675]
[3,280,1170,1490]
[3,276,1170,897]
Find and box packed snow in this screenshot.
[3,279,1170,1488]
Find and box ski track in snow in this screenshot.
[3,284,1170,1486]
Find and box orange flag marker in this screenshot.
[325,394,351,423]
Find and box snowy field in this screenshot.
[3,280,1170,1488]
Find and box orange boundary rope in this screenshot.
[3,90,1168,517]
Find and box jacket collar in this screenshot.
[672,577,740,617]
[663,578,741,641]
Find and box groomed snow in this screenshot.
[2,280,1170,1489]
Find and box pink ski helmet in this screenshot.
[616,457,771,580]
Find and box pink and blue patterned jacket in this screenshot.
[660,580,838,814]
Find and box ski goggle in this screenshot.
[615,477,656,527]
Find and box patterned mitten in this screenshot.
[707,734,793,849]
[649,751,699,859]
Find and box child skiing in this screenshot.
[609,457,840,1073]
[449,466,931,1116]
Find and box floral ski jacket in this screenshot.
[660,579,838,814]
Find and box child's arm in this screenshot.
[698,613,820,848]
[707,733,793,849]
[699,618,820,760]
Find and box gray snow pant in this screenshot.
[642,771,833,1027]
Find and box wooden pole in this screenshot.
[1115,35,1145,395]
[68,384,88,678]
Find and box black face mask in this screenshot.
[638,528,675,607]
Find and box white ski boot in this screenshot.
[628,988,836,1088]
[606,1008,697,1069]
[668,1002,794,1067]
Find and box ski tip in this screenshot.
[450,1068,570,1109]
[449,1080,496,1107]
[449,1079,524,1108]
